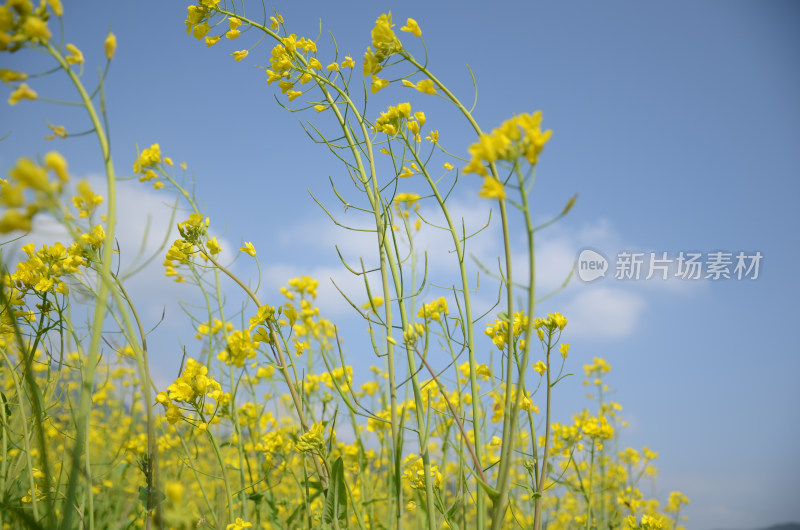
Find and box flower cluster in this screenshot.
[402,454,442,490]
[0,0,58,52]
[417,296,448,322]
[623,514,665,530]
[163,357,223,404]
[1,153,69,233]
[393,192,420,213]
[463,112,552,201]
[295,422,325,453]
[218,329,261,367]
[457,361,493,382]
[163,213,222,282]
[363,13,402,76]
[484,311,529,351]
[285,275,318,298]
[533,311,568,341]
[464,111,552,177]
[226,518,253,530]
[266,33,318,92]
[9,241,86,296]
[133,143,173,190]
[278,277,335,356]
[373,102,412,136]
[71,180,103,218]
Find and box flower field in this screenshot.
[0,1,695,529]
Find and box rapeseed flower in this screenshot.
[400,18,421,38]
[104,31,117,59]
[8,83,37,105]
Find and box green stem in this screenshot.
[0,345,40,520]
[44,41,118,530]
[406,135,485,502]
[201,251,329,490]
[200,411,236,523]
[534,332,554,530]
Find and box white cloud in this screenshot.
[248,197,707,343]
[562,286,647,339]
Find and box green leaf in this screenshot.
[497,311,509,322]
[322,457,348,525]
[138,486,165,511]
[248,492,264,503]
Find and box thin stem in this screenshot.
[44,41,118,530]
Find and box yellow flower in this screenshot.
[233,49,248,61]
[104,32,117,60]
[23,16,51,41]
[44,123,67,140]
[165,402,182,424]
[206,236,221,255]
[371,13,402,57]
[65,44,84,65]
[248,304,275,330]
[400,18,422,38]
[239,242,256,257]
[370,75,389,94]
[205,35,220,47]
[269,15,283,31]
[341,55,355,68]
[133,143,162,173]
[44,151,69,182]
[394,193,420,207]
[10,158,48,191]
[313,104,327,112]
[373,102,412,135]
[226,518,253,530]
[549,312,567,330]
[417,296,448,321]
[398,166,414,178]
[287,90,302,101]
[363,47,382,76]
[0,210,32,234]
[326,62,339,71]
[478,177,506,200]
[533,360,547,375]
[47,0,63,17]
[295,422,325,453]
[308,57,322,70]
[464,112,552,174]
[8,84,38,106]
[414,79,436,95]
[0,69,27,82]
[192,22,211,40]
[559,343,570,359]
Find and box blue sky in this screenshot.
[2,1,799,528]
